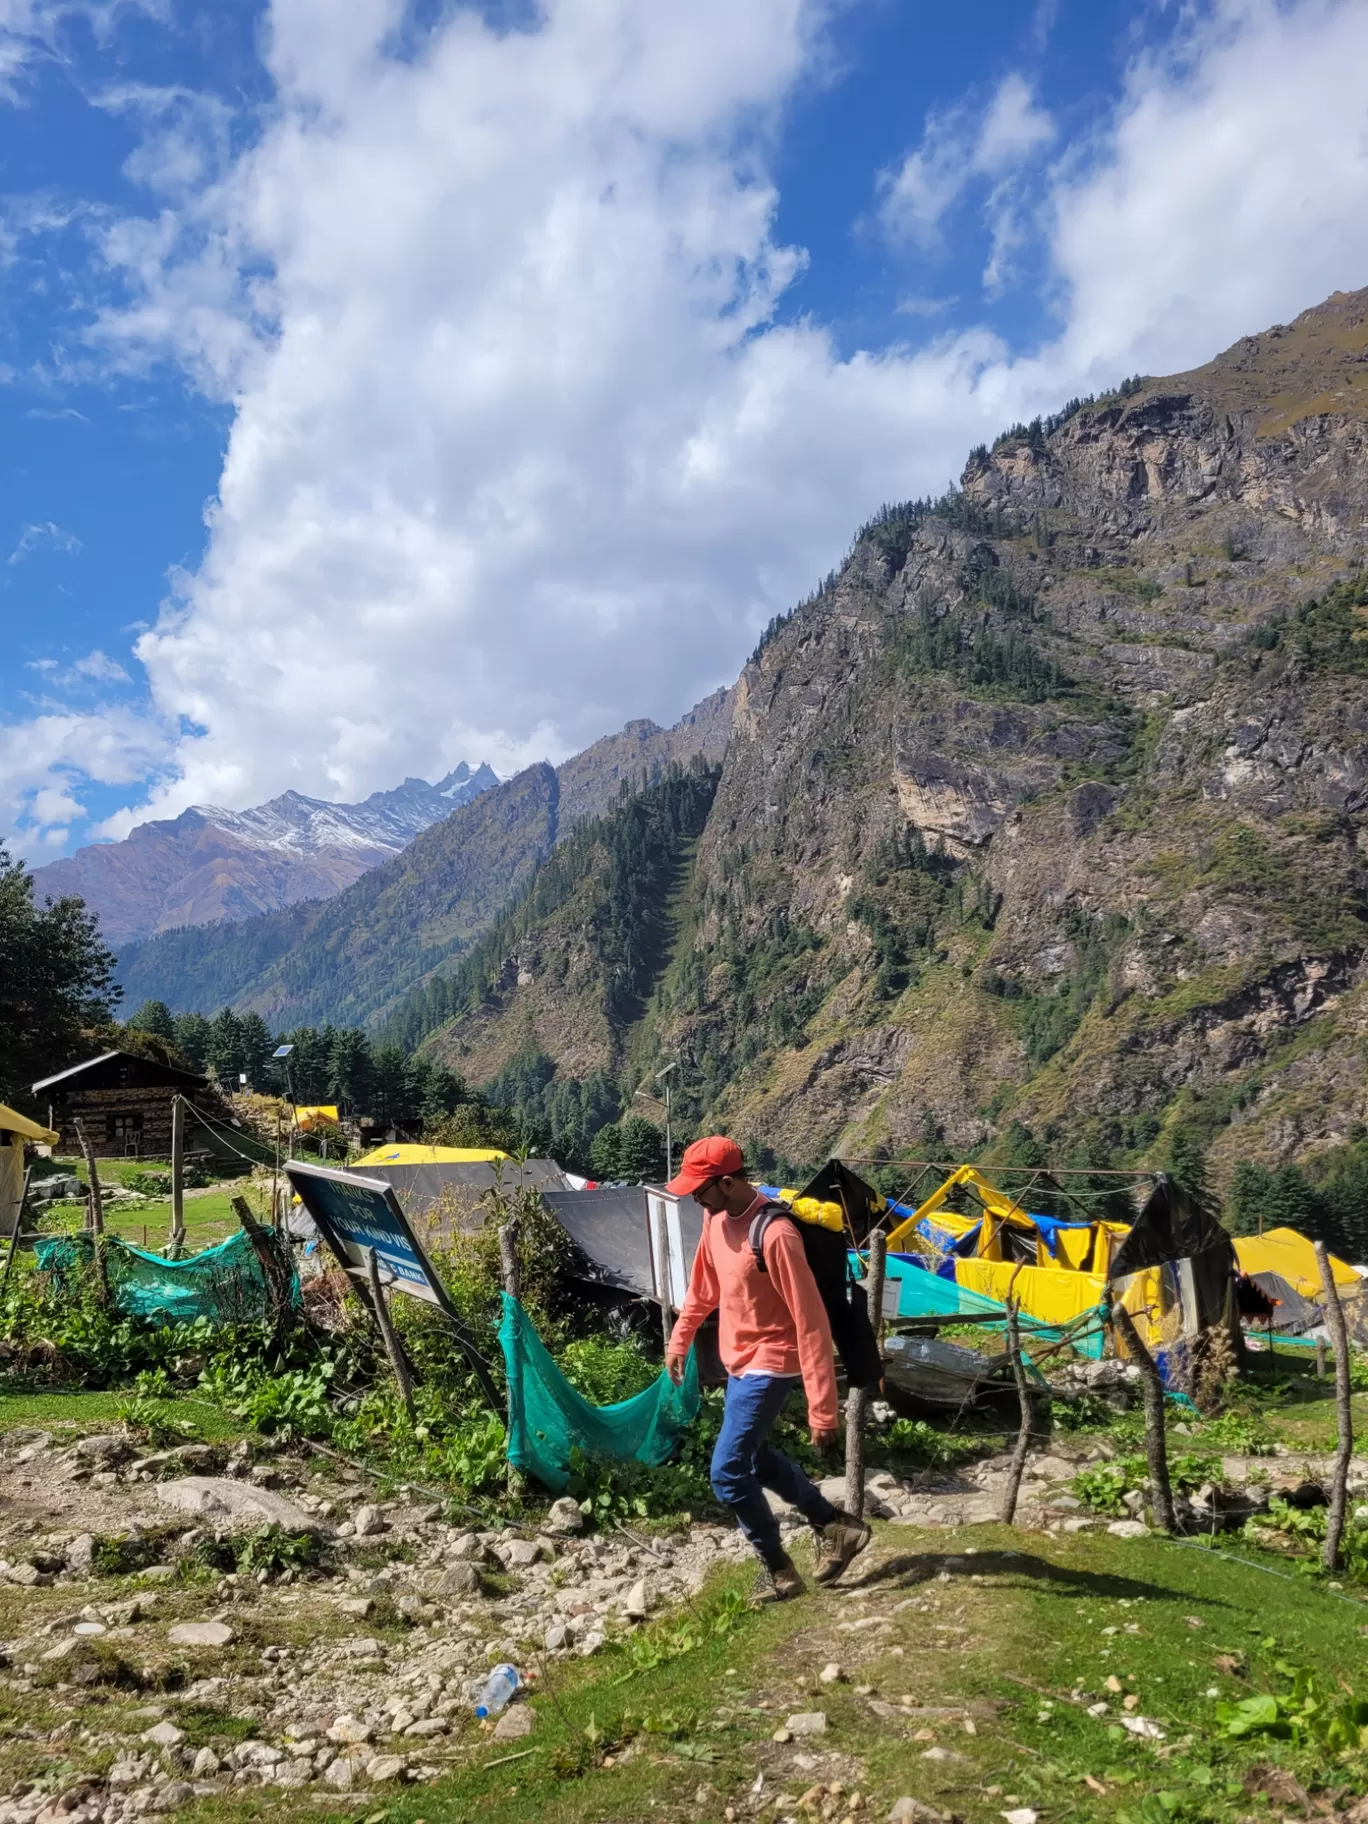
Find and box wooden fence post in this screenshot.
[168,1095,186,1260]
[499,1217,521,1303]
[1314,1239,1353,1573]
[1111,1299,1176,1533]
[73,1118,109,1301]
[1001,1298,1034,1525]
[231,1194,293,1357]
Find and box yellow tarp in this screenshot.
[351,1144,511,1167]
[954,1256,1110,1328]
[1234,1227,1360,1298]
[0,1103,59,1144]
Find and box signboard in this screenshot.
[285,1159,499,1406]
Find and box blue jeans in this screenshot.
[710,1374,839,1571]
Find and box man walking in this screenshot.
[665,1136,871,1601]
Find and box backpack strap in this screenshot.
[747,1200,789,1274]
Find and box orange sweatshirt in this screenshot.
[667,1199,839,1432]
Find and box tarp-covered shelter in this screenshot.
[344,1145,569,1236]
[0,1104,57,1239]
[1233,1228,1360,1301]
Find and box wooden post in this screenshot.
[73,1118,104,1237]
[0,1168,31,1313]
[168,1094,186,1260]
[868,1228,888,1351]
[1314,1239,1353,1573]
[844,1232,888,1521]
[1316,1336,1327,1380]
[366,1245,416,1422]
[498,1217,521,1302]
[1001,1298,1034,1524]
[73,1117,109,1301]
[1111,1299,1176,1533]
[231,1194,292,1355]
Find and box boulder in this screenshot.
[493,1706,535,1742]
[1106,1519,1150,1539]
[352,1504,387,1538]
[167,1621,234,1648]
[435,1564,481,1599]
[545,1497,585,1536]
[365,1754,408,1783]
[785,1712,827,1737]
[154,1477,333,1535]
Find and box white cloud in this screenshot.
[4,0,1368,855]
[8,519,81,563]
[879,72,1056,274]
[73,648,130,682]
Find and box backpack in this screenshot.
[747,1200,884,1390]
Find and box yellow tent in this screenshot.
[0,1103,59,1240]
[1234,1227,1360,1300]
[351,1143,511,1168]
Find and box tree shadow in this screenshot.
[844,1546,1233,1610]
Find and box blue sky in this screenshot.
[4,0,1368,864]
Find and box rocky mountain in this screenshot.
[113,692,734,1029]
[31,765,498,947]
[405,286,1368,1200]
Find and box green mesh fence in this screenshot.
[497,1292,701,1492]
[33,1229,299,1329]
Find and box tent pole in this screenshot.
[1001,1296,1034,1525]
[366,1244,417,1422]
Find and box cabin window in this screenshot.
[107,1111,144,1154]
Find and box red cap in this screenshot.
[666,1135,744,1197]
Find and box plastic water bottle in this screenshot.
[473,1664,520,1718]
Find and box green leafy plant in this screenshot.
[1217,1661,1368,1752]
[116,1393,195,1448]
[1196,1408,1278,1455]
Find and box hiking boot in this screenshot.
[813,1511,872,1585]
[750,1554,807,1606]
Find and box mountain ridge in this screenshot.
[31,764,498,947]
[113,689,735,1027]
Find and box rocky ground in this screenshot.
[0,1416,1358,1824]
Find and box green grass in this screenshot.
[35,1182,273,1251]
[147,1524,1368,1824]
[0,1388,246,1442]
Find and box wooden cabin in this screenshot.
[31,1051,229,1162]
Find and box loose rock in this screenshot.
[167,1620,234,1648]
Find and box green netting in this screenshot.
[878,1255,1108,1358]
[33,1229,299,1328]
[497,1292,701,1492]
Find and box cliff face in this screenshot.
[418,287,1368,1188]
[659,288,1368,1182]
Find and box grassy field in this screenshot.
[34,1156,277,1251]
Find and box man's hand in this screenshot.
[810,1427,840,1451]
[665,1353,686,1387]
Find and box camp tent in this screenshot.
[343,1145,569,1235]
[1233,1228,1360,1302]
[0,1104,58,1239]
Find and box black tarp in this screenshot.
[797,1160,885,1246]
[541,1187,703,1299]
[1108,1174,1241,1356]
[1109,1174,1231,1276]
